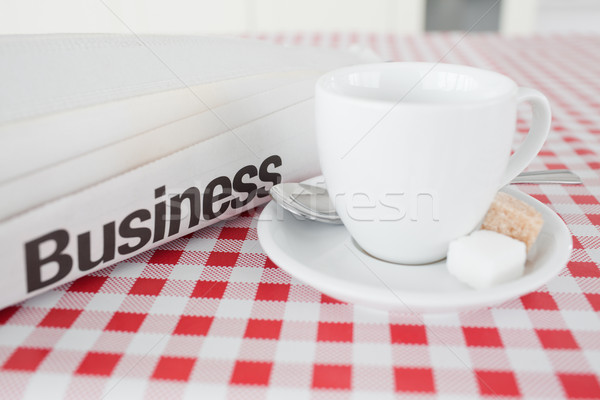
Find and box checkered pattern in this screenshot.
[1,33,600,399]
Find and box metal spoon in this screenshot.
[269,170,582,224]
[510,169,582,184]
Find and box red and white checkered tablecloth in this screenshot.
[2,33,600,399]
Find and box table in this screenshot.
[1,33,600,399]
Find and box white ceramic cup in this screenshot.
[315,62,551,264]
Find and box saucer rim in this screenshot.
[257,177,572,313]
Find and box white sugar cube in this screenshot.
[447,230,526,289]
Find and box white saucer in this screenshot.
[257,176,572,313]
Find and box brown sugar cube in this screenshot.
[481,192,543,251]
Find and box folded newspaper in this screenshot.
[0,34,372,309]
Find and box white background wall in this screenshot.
[0,0,598,35]
[0,0,425,35]
[536,0,600,33]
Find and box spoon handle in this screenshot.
[512,169,582,185]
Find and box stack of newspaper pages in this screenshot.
[0,34,368,308]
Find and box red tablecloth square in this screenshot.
[393,367,435,393]
[263,258,279,269]
[68,276,108,293]
[558,373,600,399]
[575,148,595,155]
[521,292,559,310]
[174,316,214,336]
[317,322,353,343]
[312,364,352,389]
[568,261,600,278]
[572,237,584,250]
[244,319,282,340]
[0,306,20,325]
[475,370,520,396]
[206,252,239,267]
[191,280,228,299]
[149,249,184,265]
[152,356,196,381]
[538,150,555,157]
[390,324,428,345]
[546,163,568,170]
[104,312,147,333]
[75,352,121,376]
[585,214,600,227]
[230,361,273,386]
[2,348,50,372]
[587,161,600,169]
[255,283,290,302]
[320,294,345,304]
[38,309,82,329]
[571,195,600,205]
[530,193,551,204]
[463,327,504,348]
[585,293,600,311]
[536,329,580,349]
[128,278,167,296]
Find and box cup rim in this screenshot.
[316,61,519,107]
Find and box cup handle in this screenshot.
[500,87,552,187]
